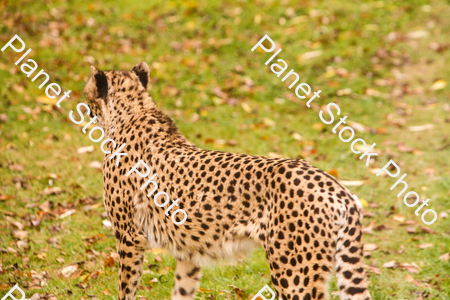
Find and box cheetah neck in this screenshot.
[105,94,194,149]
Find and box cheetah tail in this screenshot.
[334,209,371,300]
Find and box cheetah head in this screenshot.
[84,62,154,130]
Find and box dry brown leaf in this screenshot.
[90,271,100,279]
[47,237,58,246]
[103,289,112,295]
[420,227,435,234]
[347,121,368,132]
[417,243,433,249]
[9,164,24,171]
[362,210,375,217]
[406,226,416,234]
[439,253,449,262]
[439,211,448,219]
[382,260,396,268]
[10,220,25,230]
[77,146,94,154]
[89,161,103,169]
[104,257,115,267]
[40,187,63,195]
[341,180,365,187]
[58,209,76,219]
[13,230,28,239]
[60,264,78,278]
[17,240,29,250]
[102,219,112,228]
[408,124,434,132]
[364,243,378,251]
[396,143,415,152]
[374,225,392,231]
[367,265,381,274]
[369,168,386,176]
[7,247,17,254]
[405,274,415,282]
[368,202,380,208]
[393,214,405,222]
[37,253,47,260]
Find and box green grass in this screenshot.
[1,0,450,299]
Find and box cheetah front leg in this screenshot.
[117,230,148,300]
[172,259,202,300]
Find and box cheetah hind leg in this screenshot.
[172,259,202,300]
[335,219,371,300]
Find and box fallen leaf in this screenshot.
[312,123,323,130]
[104,257,114,268]
[420,227,435,234]
[354,144,382,154]
[396,143,415,152]
[405,274,415,282]
[40,187,63,195]
[89,161,103,169]
[103,289,111,295]
[408,124,434,132]
[364,243,378,251]
[60,265,78,278]
[374,225,392,231]
[336,88,352,96]
[369,168,386,176]
[17,240,29,250]
[407,30,429,39]
[359,198,368,207]
[301,50,322,60]
[262,118,276,127]
[431,79,446,90]
[37,95,57,105]
[341,180,364,186]
[12,230,28,239]
[47,237,58,246]
[406,226,416,234]
[58,209,76,219]
[241,102,252,113]
[327,169,339,177]
[102,220,112,228]
[9,164,24,171]
[382,260,396,268]
[89,271,100,279]
[347,121,367,132]
[417,243,433,249]
[77,146,94,154]
[362,210,375,217]
[10,220,25,230]
[439,211,448,219]
[393,214,405,222]
[7,247,17,254]
[439,253,449,262]
[37,253,47,259]
[367,265,381,274]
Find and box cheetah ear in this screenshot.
[89,65,108,101]
[131,62,150,89]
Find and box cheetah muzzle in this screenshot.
[83,62,372,300]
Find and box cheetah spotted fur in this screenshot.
[84,62,372,300]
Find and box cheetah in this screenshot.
[83,62,372,300]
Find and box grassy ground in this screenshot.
[1,0,450,299]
